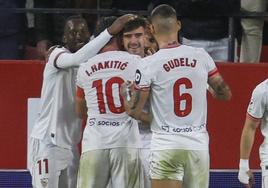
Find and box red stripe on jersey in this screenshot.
[76,86,85,98]
[134,84,150,91]
[162,43,180,49]
[246,112,261,122]
[208,68,219,77]
[53,51,68,69]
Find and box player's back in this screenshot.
[77,51,141,151]
[138,45,217,150]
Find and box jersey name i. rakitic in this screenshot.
[86,61,129,76]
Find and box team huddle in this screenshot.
[28,4,268,188]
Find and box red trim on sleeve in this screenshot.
[246,112,261,123]
[134,83,150,91]
[76,86,85,98]
[208,68,219,77]
[53,51,68,69]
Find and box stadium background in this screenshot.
[0,61,266,187]
[1,4,268,187]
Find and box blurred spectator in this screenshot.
[75,0,112,37]
[177,0,240,62]
[0,0,27,59]
[240,0,267,63]
[34,0,74,59]
[34,0,111,60]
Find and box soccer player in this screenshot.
[121,16,157,188]
[75,16,142,188]
[125,4,232,188]
[29,14,134,188]
[238,79,268,188]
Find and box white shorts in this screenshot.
[150,149,209,188]
[140,148,151,188]
[77,148,143,188]
[29,138,79,188]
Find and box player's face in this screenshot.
[123,26,145,57]
[64,19,91,52]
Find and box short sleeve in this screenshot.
[200,48,218,77]
[247,86,266,119]
[47,47,69,69]
[134,59,152,91]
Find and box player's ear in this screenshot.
[150,24,155,35]
[62,35,67,44]
[176,20,181,31]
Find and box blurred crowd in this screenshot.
[1,0,268,63]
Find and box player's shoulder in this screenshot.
[183,45,210,56]
[112,50,141,58]
[104,50,142,62]
[249,79,268,103]
[46,45,69,63]
[253,79,268,96]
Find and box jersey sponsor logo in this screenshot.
[135,69,141,85]
[161,124,205,133]
[97,120,120,126]
[161,125,170,132]
[88,118,96,126]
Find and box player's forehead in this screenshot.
[66,19,87,31]
[123,26,145,36]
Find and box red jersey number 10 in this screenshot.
[92,77,125,114]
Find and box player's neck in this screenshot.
[100,44,119,53]
[155,34,180,49]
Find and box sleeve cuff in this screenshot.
[103,29,113,38]
[246,112,262,122]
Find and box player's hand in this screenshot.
[238,169,255,188]
[120,81,137,115]
[107,14,137,35]
[145,47,156,56]
[120,81,132,101]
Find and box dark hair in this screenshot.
[65,15,84,24]
[151,4,177,19]
[94,16,117,36]
[122,16,147,34]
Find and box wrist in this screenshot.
[239,159,249,171]
[106,28,114,36]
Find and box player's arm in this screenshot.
[54,14,136,69]
[238,114,260,187]
[208,72,232,100]
[121,82,151,123]
[128,89,151,123]
[75,86,87,119]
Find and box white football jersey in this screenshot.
[30,29,112,149]
[247,79,268,141]
[135,45,218,150]
[77,51,141,152]
[31,47,81,149]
